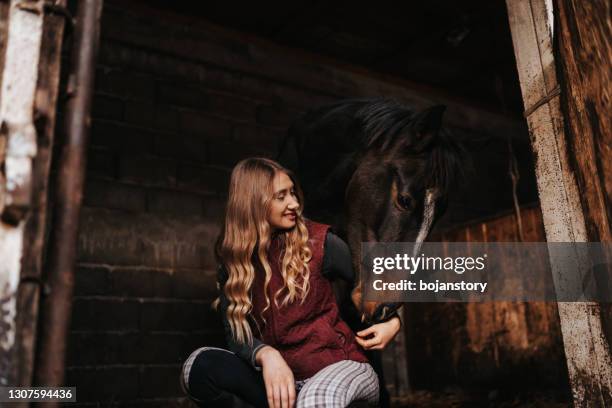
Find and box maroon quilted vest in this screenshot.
[250,219,368,380]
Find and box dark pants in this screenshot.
[183,348,269,408]
[182,348,388,408]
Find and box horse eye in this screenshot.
[397,194,413,211]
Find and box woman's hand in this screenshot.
[355,316,401,350]
[256,346,296,408]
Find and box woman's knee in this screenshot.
[182,347,268,407]
[295,361,380,407]
[182,347,234,401]
[189,347,233,371]
[296,384,350,408]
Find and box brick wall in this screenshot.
[61,2,459,406]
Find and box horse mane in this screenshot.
[279,98,465,200]
[355,98,416,150]
[355,98,465,197]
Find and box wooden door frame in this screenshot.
[0,0,68,396]
[506,0,612,405]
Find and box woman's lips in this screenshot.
[284,213,296,219]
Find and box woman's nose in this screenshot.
[287,198,299,210]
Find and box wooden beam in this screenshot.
[14,0,68,396]
[34,2,103,401]
[0,0,46,387]
[554,0,611,243]
[506,0,612,405]
[554,1,612,405]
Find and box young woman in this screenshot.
[181,158,401,408]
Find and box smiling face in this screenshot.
[267,171,300,231]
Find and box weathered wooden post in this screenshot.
[553,3,611,241]
[34,2,103,403]
[554,0,612,402]
[0,0,62,390]
[506,0,612,405]
[14,2,69,398]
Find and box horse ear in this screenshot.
[411,105,446,151]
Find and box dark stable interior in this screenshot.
[54,1,571,406]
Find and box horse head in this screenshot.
[278,99,464,324]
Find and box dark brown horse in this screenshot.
[278,98,464,324]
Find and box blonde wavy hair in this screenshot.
[213,158,312,346]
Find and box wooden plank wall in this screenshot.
[554,3,612,396]
[405,206,571,394]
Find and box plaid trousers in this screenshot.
[182,347,379,407]
[295,359,379,407]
